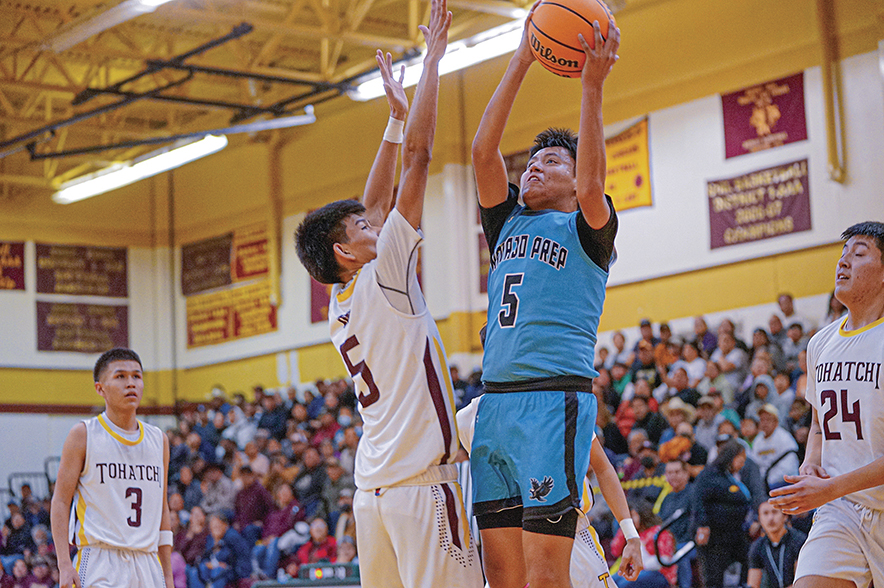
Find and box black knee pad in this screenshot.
[476,507,523,530]
[523,508,578,538]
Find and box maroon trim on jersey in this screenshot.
[441,482,463,550]
[423,338,452,465]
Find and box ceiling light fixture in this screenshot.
[348,15,527,102]
[52,135,227,204]
[43,0,178,53]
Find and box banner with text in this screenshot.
[0,242,24,290]
[722,72,807,159]
[605,118,653,211]
[36,302,128,353]
[310,279,333,324]
[186,280,278,348]
[707,159,811,249]
[181,224,269,296]
[36,244,127,297]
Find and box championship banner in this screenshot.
[722,72,807,159]
[186,280,277,348]
[181,224,269,296]
[707,159,811,249]
[36,302,128,353]
[310,278,333,324]
[36,244,127,297]
[0,241,24,290]
[604,118,652,211]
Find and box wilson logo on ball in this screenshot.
[530,32,580,69]
[528,0,614,78]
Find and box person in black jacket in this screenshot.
[692,438,751,588]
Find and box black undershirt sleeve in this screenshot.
[576,195,618,272]
[479,184,520,251]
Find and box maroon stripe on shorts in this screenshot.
[441,482,463,550]
[423,338,452,464]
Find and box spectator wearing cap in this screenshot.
[659,398,696,445]
[232,466,275,547]
[749,404,799,491]
[694,395,725,453]
[657,367,701,408]
[190,512,250,588]
[631,318,661,359]
[653,323,679,369]
[199,462,236,518]
[631,393,668,445]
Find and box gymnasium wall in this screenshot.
[0,1,882,487]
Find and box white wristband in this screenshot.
[619,518,639,541]
[383,116,405,144]
[159,530,174,547]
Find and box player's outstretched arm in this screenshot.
[589,437,642,580]
[158,434,175,588]
[361,50,409,228]
[471,1,540,208]
[575,19,619,229]
[394,0,451,229]
[51,423,87,588]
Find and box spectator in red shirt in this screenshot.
[611,499,676,587]
[294,518,337,574]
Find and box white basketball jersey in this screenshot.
[329,210,459,490]
[70,413,165,551]
[806,316,884,510]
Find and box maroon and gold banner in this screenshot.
[722,72,807,159]
[604,118,652,211]
[310,278,333,324]
[182,224,269,296]
[36,302,128,353]
[36,244,127,297]
[186,280,277,348]
[0,242,24,290]
[707,159,811,249]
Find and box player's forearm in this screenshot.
[592,444,631,522]
[800,414,822,469]
[828,456,884,500]
[158,544,174,585]
[362,139,400,226]
[50,498,73,566]
[575,82,609,228]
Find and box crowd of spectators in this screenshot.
[1,292,843,588]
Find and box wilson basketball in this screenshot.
[528,0,615,78]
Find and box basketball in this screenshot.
[528,0,615,78]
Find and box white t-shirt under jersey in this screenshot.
[329,209,459,490]
[70,413,165,551]
[805,316,884,510]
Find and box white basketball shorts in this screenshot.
[75,544,165,588]
[795,497,884,588]
[572,521,615,588]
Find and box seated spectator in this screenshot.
[749,328,785,372]
[174,505,208,567]
[258,393,288,441]
[310,410,340,449]
[321,458,354,517]
[330,489,356,544]
[610,499,675,588]
[630,341,663,391]
[222,402,259,450]
[293,518,337,574]
[781,322,808,373]
[821,289,847,326]
[233,466,275,547]
[336,536,358,565]
[770,371,796,425]
[189,513,250,588]
[337,427,360,477]
[264,451,300,490]
[747,501,806,588]
[750,404,799,491]
[250,483,305,580]
[657,460,695,588]
[199,462,236,518]
[0,558,34,588]
[168,492,189,526]
[659,398,696,445]
[743,374,776,421]
[619,429,650,480]
[660,422,707,479]
[1,513,35,571]
[656,367,700,408]
[624,441,666,505]
[735,355,774,415]
[629,319,661,363]
[653,323,679,371]
[615,379,660,439]
[710,332,748,393]
[775,293,815,335]
[740,415,759,447]
[631,394,668,445]
[237,441,270,478]
[784,397,811,438]
[293,447,328,520]
[669,341,707,388]
[27,556,52,588]
[696,361,735,406]
[768,313,787,348]
[177,465,203,512]
[606,331,632,370]
[597,400,629,457]
[693,395,725,453]
[693,316,717,358]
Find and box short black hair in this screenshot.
[842,221,884,262]
[295,199,366,284]
[530,127,578,162]
[94,348,142,382]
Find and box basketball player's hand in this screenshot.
[619,538,643,581]
[769,474,836,515]
[515,0,543,65]
[376,50,408,120]
[577,17,620,85]
[798,463,830,479]
[419,0,451,65]
[58,559,82,588]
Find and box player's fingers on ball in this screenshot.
[577,33,591,52]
